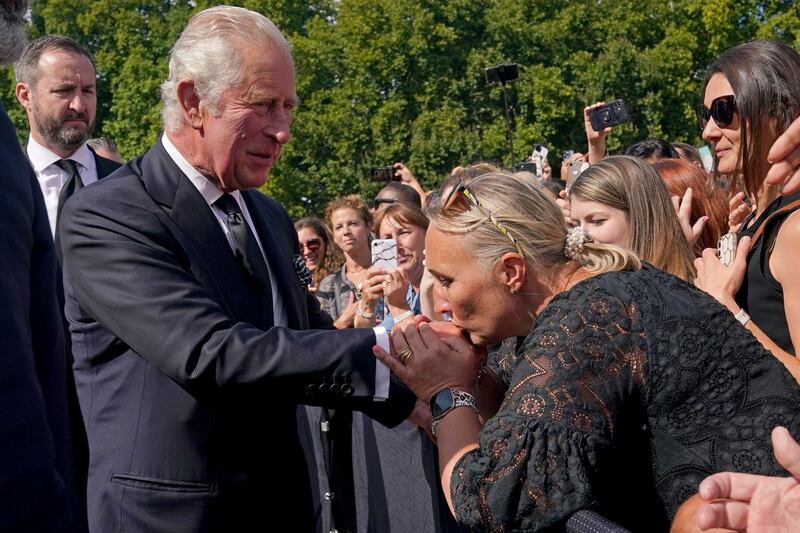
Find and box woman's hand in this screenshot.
[359,267,390,311]
[672,187,708,248]
[334,292,358,329]
[766,116,800,195]
[556,190,572,225]
[694,236,751,310]
[542,158,552,181]
[374,320,480,402]
[584,102,611,164]
[383,268,410,312]
[394,162,427,202]
[728,191,753,232]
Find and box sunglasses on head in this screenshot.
[696,95,737,130]
[442,178,524,258]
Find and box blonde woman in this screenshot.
[375,170,800,531]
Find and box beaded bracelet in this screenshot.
[393,310,415,324]
[357,304,375,319]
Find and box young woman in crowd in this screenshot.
[694,40,800,375]
[295,216,342,295]
[374,170,800,531]
[653,158,729,255]
[568,155,696,280]
[316,195,374,329]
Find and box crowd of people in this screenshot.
[3,1,800,532]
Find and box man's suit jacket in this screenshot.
[61,140,413,532]
[0,104,80,530]
[56,147,120,529]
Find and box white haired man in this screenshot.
[60,6,415,531]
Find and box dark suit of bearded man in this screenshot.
[60,6,414,532]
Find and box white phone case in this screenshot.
[371,239,397,272]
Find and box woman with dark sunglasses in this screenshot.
[372,169,800,531]
[694,40,800,380]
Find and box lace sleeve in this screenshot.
[450,282,648,530]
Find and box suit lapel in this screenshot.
[137,141,272,326]
[242,191,306,329]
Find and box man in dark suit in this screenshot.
[60,6,414,531]
[14,35,121,518]
[0,0,81,529]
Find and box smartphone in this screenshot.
[566,161,589,191]
[717,232,737,266]
[588,99,629,132]
[370,166,400,182]
[371,238,397,272]
[530,144,549,178]
[563,150,575,161]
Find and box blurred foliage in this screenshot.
[1,0,797,218]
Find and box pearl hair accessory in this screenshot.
[564,226,591,260]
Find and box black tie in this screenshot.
[54,159,83,263]
[214,194,272,288]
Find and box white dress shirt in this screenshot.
[161,134,390,398]
[27,136,99,237]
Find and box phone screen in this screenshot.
[371,239,397,272]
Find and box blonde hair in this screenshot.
[425,169,640,281]
[570,156,695,281]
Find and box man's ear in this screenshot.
[497,252,526,293]
[176,79,203,130]
[15,82,33,112]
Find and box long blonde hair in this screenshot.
[425,170,640,282]
[570,156,696,281]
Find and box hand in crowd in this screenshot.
[697,426,800,532]
[334,292,359,329]
[672,187,708,247]
[382,268,410,312]
[584,102,611,164]
[358,267,391,316]
[542,158,552,181]
[694,235,751,311]
[393,162,427,202]
[556,190,572,225]
[766,116,800,195]
[375,318,480,402]
[728,191,753,232]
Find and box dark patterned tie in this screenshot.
[54,159,83,263]
[214,193,272,289]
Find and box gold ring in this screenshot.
[397,348,413,364]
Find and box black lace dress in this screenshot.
[454,265,800,532]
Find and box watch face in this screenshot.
[430,387,454,419]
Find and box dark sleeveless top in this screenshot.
[736,190,800,355]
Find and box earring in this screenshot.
[510,288,518,294]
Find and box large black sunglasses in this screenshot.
[696,95,737,130]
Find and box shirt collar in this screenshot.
[161,132,243,207]
[27,135,95,174]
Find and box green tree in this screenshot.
[2,0,797,217]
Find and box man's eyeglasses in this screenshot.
[442,178,524,257]
[696,95,737,130]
